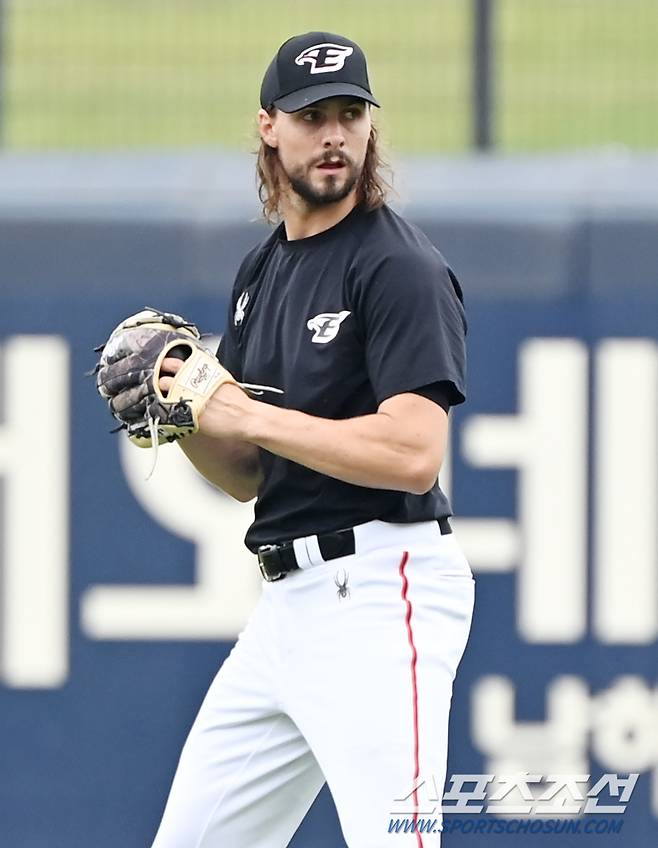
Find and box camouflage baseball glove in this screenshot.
[94,307,279,451]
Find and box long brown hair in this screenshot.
[255,111,392,224]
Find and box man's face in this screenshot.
[260,97,372,207]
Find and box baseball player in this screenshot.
[146,31,474,848]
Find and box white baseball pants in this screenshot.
[151,519,475,848]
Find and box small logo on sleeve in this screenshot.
[295,44,354,75]
[306,310,351,344]
[234,291,249,326]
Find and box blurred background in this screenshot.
[2,0,657,151]
[0,1,656,847]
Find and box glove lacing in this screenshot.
[143,381,283,479]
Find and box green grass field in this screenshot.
[4,0,657,152]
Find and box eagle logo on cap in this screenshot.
[295,43,354,75]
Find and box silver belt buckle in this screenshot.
[257,544,286,582]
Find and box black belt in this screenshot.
[257,517,452,582]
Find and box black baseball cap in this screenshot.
[260,31,380,113]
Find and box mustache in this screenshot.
[313,151,352,167]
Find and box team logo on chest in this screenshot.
[307,310,351,344]
[295,43,354,75]
[234,291,249,326]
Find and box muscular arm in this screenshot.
[162,355,448,498]
[199,383,448,496]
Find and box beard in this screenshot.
[282,153,361,208]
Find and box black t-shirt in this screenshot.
[217,203,467,552]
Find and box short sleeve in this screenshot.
[354,248,467,406]
[412,381,452,413]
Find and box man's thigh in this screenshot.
[279,532,474,847]
[152,598,325,848]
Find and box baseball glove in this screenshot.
[94,307,280,453]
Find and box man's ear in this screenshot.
[258,108,278,149]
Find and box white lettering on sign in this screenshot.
[472,674,658,817]
[472,674,591,780]
[80,437,261,641]
[0,337,69,688]
[442,441,520,572]
[456,337,658,645]
[1,335,655,690]
[461,339,589,642]
[593,340,658,643]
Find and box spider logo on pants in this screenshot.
[334,569,350,601]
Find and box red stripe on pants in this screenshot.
[399,551,424,848]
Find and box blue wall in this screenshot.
[0,206,656,847]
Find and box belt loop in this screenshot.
[438,516,452,536]
[292,537,313,569]
[304,534,323,565]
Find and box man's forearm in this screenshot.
[178,432,263,502]
[241,395,446,495]
[180,382,446,499]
